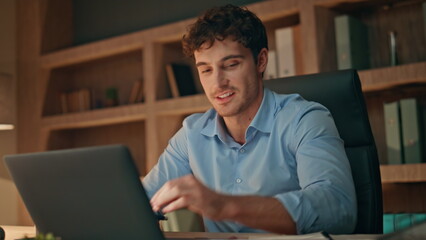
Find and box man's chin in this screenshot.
[214,108,238,118]
[212,102,241,118]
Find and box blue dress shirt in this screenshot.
[143,88,357,234]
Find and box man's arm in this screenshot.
[150,175,297,234]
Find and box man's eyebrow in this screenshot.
[196,55,245,67]
[195,62,208,67]
[222,54,245,61]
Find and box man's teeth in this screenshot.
[218,92,233,99]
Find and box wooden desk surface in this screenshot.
[0,225,277,240]
[164,231,278,239]
[0,225,379,240]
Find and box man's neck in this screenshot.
[223,116,252,145]
[222,91,264,145]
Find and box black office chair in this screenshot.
[264,69,383,234]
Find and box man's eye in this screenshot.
[225,62,239,68]
[201,69,211,74]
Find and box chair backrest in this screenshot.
[264,69,383,234]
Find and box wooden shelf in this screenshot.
[155,94,210,116]
[380,163,426,183]
[40,34,145,69]
[40,94,211,130]
[41,103,147,130]
[359,62,426,92]
[39,1,300,69]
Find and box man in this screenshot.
[143,4,357,234]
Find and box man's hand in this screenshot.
[150,175,228,220]
[150,174,297,234]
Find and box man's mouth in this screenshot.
[217,92,234,99]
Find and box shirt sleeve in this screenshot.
[274,103,357,234]
[142,126,193,199]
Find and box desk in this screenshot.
[165,231,278,239]
[0,225,379,240]
[0,226,278,240]
[165,232,380,239]
[0,226,276,239]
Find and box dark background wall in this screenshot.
[73,0,263,45]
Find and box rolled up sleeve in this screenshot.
[275,104,357,234]
[143,127,192,199]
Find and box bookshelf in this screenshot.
[17,0,426,225]
[380,164,426,183]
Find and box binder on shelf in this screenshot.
[400,98,423,164]
[383,213,426,234]
[383,214,395,234]
[411,213,426,224]
[334,15,370,70]
[422,102,426,162]
[166,63,197,98]
[423,2,426,42]
[264,50,278,80]
[383,101,404,164]
[394,213,412,231]
[275,25,302,78]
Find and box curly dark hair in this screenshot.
[182,4,268,62]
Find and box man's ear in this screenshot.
[257,48,268,74]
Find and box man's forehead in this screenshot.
[194,39,247,60]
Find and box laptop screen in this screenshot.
[4,145,165,240]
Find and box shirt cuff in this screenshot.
[274,191,319,234]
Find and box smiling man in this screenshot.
[143,4,357,235]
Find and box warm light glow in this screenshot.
[0,124,14,130]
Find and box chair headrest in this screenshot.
[264,70,374,147]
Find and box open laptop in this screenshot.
[4,145,167,240]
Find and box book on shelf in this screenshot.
[334,15,370,70]
[166,63,197,98]
[275,25,302,78]
[136,81,144,103]
[400,98,423,164]
[384,101,404,164]
[60,88,91,114]
[128,80,143,104]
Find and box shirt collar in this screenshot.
[249,88,276,134]
[200,88,276,139]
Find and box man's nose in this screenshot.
[214,69,228,88]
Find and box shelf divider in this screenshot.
[380,163,426,183]
[359,62,426,92]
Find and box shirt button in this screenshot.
[239,149,245,153]
[236,178,242,183]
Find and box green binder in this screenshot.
[395,213,412,231]
[334,15,370,70]
[423,3,426,42]
[383,214,395,234]
[384,101,404,164]
[400,98,423,164]
[411,213,426,225]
